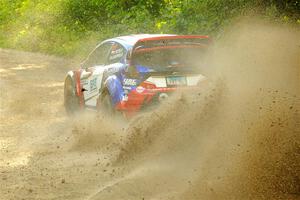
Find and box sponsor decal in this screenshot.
[107,67,118,73]
[123,78,137,86]
[109,48,123,61]
[136,86,145,93]
[123,86,132,90]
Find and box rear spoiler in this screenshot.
[132,35,211,53]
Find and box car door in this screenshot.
[82,42,112,107]
[104,42,129,105]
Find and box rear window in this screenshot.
[132,47,207,72]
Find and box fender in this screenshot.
[104,75,124,106]
[65,69,84,108]
[65,71,75,85]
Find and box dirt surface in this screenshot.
[0,21,299,200]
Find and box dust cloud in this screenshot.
[0,19,299,200]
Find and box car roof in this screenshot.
[102,34,176,49]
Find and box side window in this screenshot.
[86,43,112,68]
[107,43,125,64]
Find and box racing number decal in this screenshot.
[83,76,99,101]
[89,77,97,92]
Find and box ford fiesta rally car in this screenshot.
[64,34,210,118]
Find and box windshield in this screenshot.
[132,47,207,72]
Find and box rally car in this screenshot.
[64,34,210,117]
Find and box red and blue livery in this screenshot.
[64,34,210,117]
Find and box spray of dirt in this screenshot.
[0,19,299,200]
[176,20,300,199]
[88,19,300,199]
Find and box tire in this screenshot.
[100,89,115,117]
[64,77,80,116]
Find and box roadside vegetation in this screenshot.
[0,0,299,56]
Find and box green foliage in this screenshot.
[0,0,299,56]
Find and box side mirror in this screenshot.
[80,59,86,68]
[80,59,90,70]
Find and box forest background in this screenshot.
[0,0,299,56]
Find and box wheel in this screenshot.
[64,77,80,115]
[100,89,115,116]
